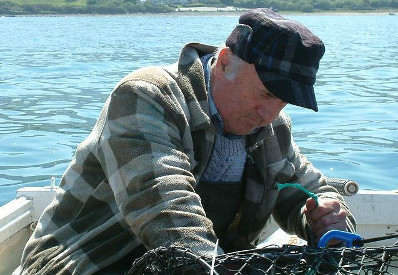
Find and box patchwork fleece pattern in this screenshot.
[20,43,355,275]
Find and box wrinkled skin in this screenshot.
[211,48,287,136]
[304,197,348,246]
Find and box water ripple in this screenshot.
[1,14,397,205]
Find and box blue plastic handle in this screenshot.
[318,230,363,248]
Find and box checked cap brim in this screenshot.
[256,65,318,112]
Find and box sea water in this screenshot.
[0,13,397,206]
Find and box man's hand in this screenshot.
[304,197,348,246]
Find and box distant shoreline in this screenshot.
[176,6,396,15]
[175,10,396,16]
[1,7,396,17]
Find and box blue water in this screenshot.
[1,14,397,206]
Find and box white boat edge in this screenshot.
[0,186,57,275]
[1,185,397,275]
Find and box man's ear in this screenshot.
[214,47,232,77]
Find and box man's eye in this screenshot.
[257,90,268,97]
[265,92,277,99]
[255,90,275,99]
[259,92,268,97]
[260,91,272,98]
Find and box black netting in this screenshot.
[126,244,398,274]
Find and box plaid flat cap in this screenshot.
[226,8,325,111]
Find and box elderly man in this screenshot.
[20,8,356,274]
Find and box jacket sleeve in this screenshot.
[269,113,356,244]
[96,70,220,257]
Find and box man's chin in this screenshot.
[231,127,257,136]
[225,123,258,136]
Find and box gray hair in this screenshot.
[214,46,245,80]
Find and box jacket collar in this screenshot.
[176,43,219,131]
[246,125,275,152]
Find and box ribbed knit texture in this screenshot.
[201,134,247,183]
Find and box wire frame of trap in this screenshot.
[126,244,398,274]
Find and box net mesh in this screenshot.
[127,244,398,274]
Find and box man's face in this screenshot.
[212,50,287,136]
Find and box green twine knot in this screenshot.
[276,183,319,205]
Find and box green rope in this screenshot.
[276,183,321,275]
[276,183,319,205]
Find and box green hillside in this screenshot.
[0,0,174,14]
[0,0,397,15]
